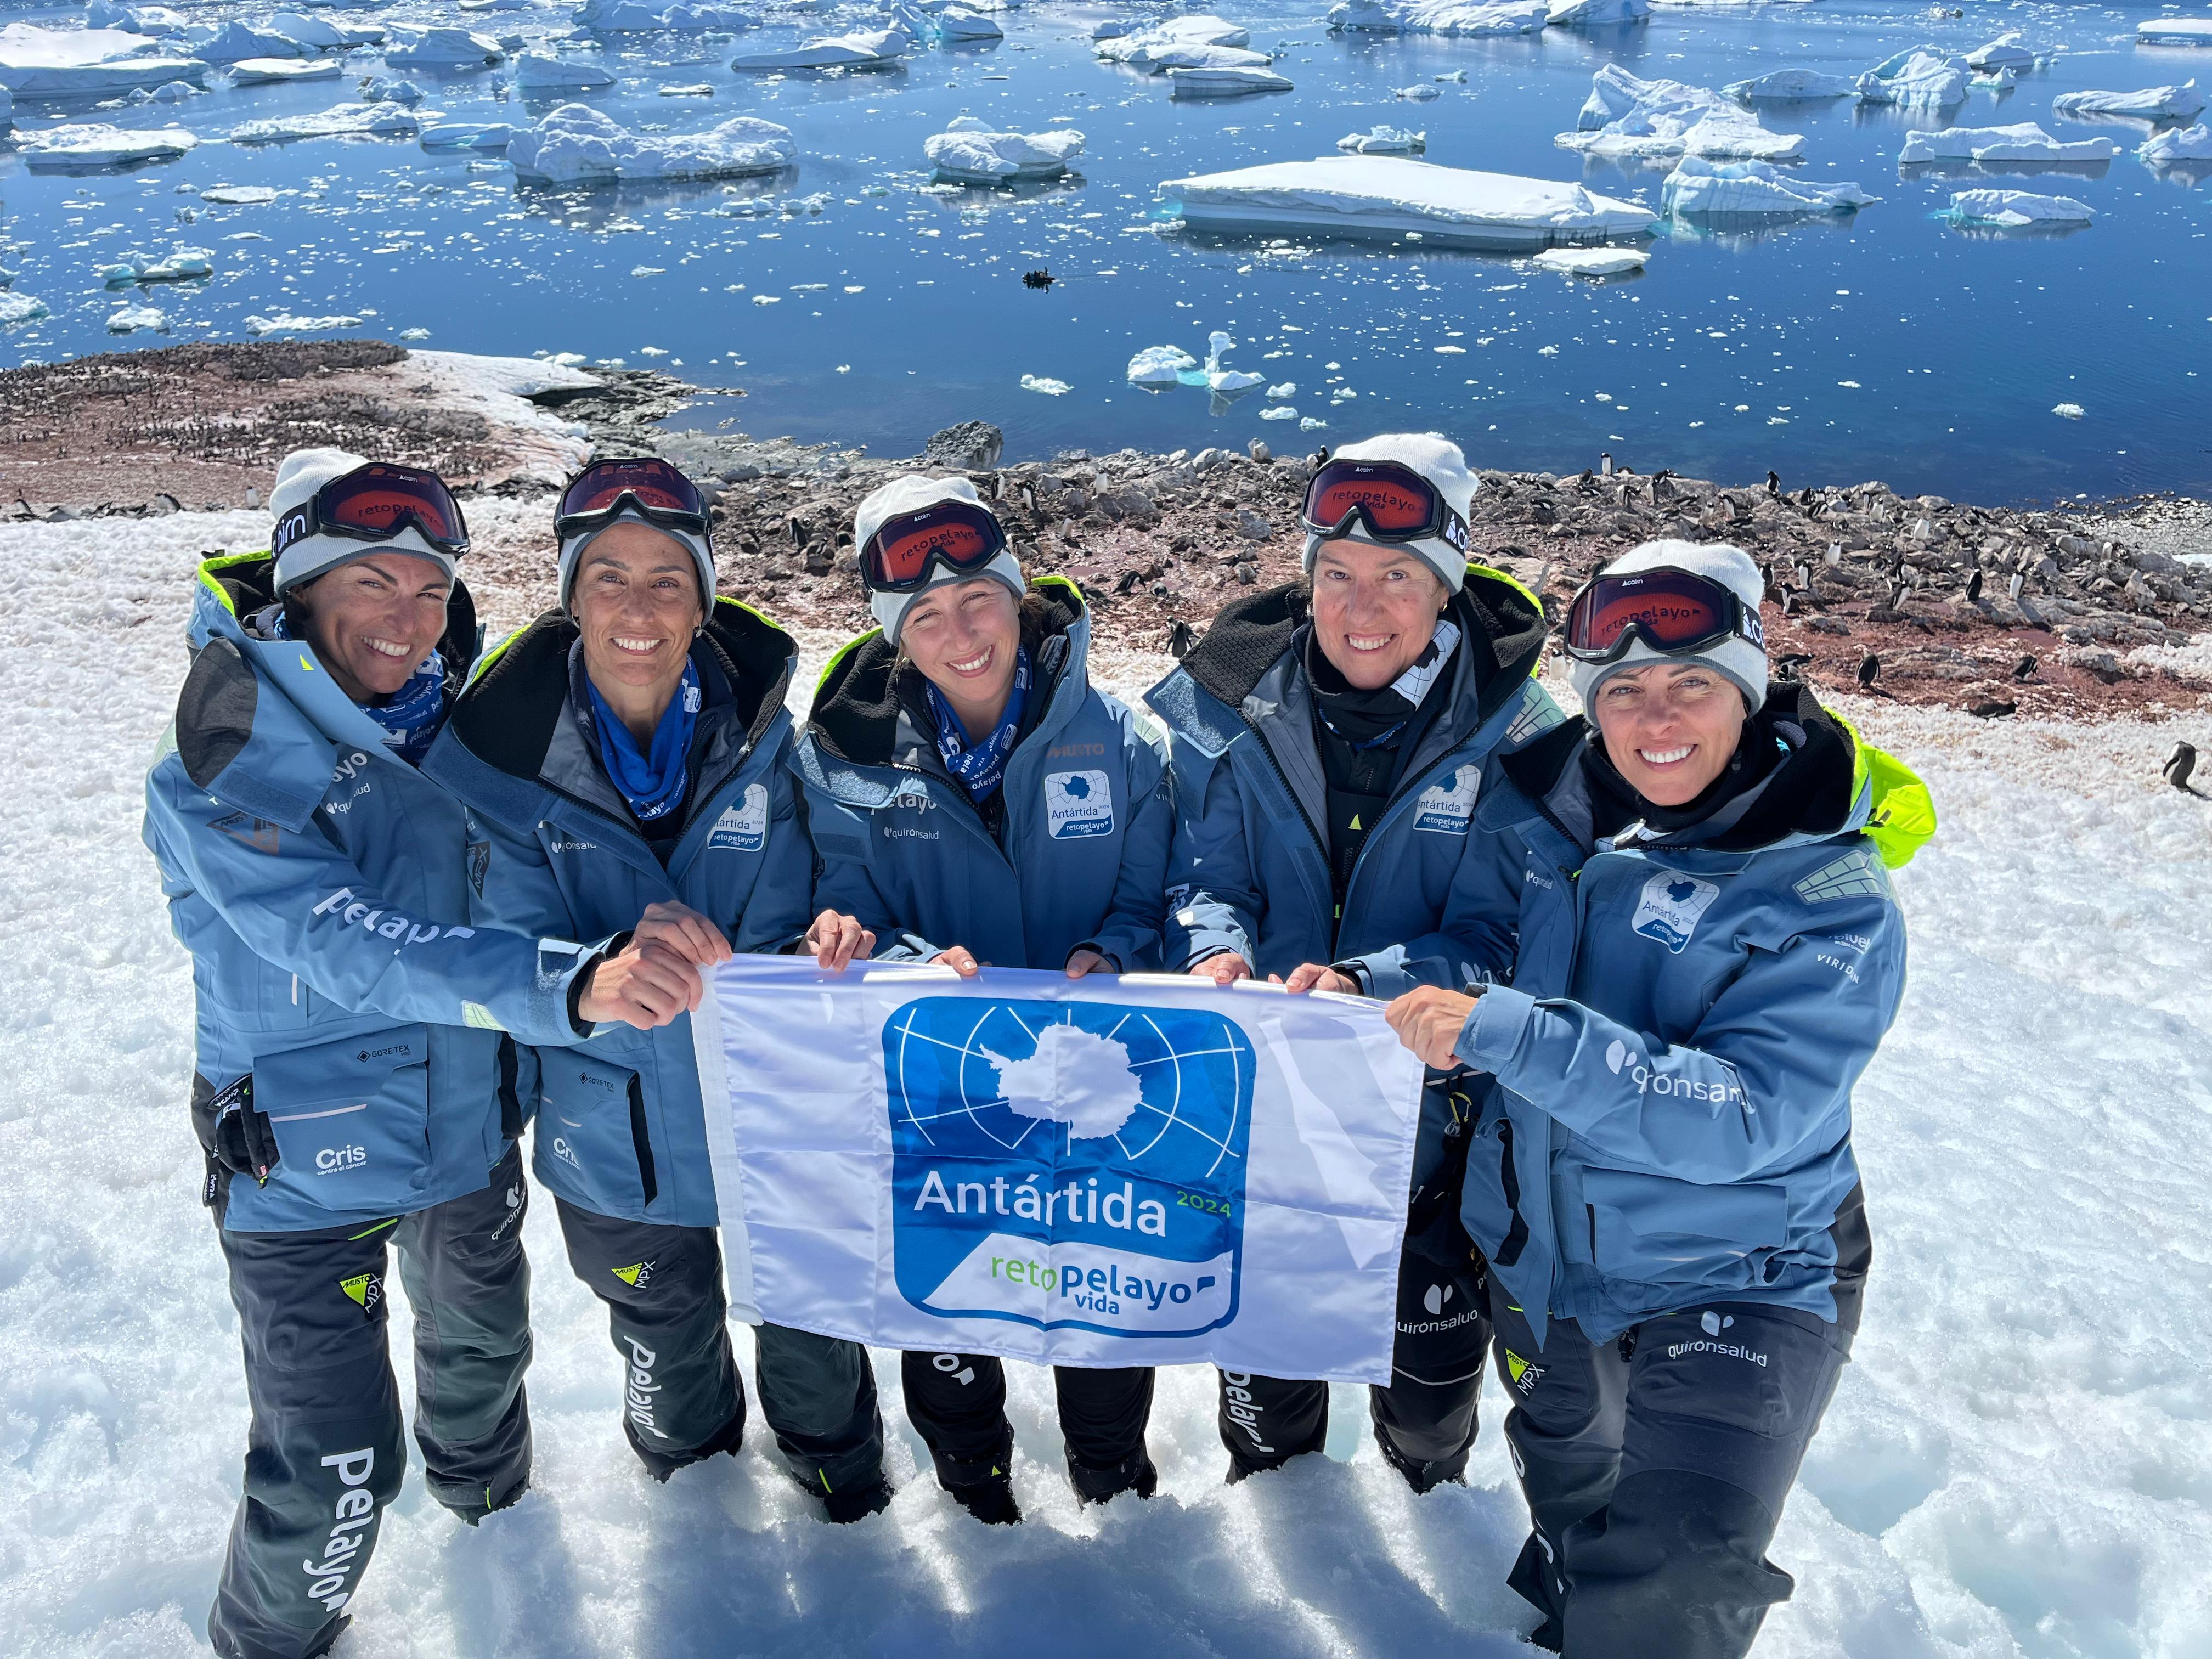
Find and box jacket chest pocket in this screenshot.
[537,1049,658,1219]
[254,1026,432,1210]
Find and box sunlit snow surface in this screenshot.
[0,2,2207,495]
[4,511,2211,1658]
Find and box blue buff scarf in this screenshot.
[924,646,1030,800]
[587,658,701,823]
[269,608,447,765]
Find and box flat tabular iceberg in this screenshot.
[1899,122,2117,164]
[1662,155,1876,215]
[422,121,513,149]
[21,122,196,167]
[1546,0,1650,25]
[1561,64,1803,160]
[1857,47,1970,109]
[0,23,209,94]
[509,101,795,180]
[1159,155,1656,249]
[2052,81,2204,121]
[106,303,166,334]
[730,26,909,69]
[1532,245,1645,275]
[245,312,365,335]
[194,21,313,63]
[515,51,615,88]
[574,0,760,26]
[2137,17,2212,46]
[924,116,1082,181]
[1325,0,1545,35]
[1338,125,1426,154]
[1723,67,1857,103]
[1168,65,1291,96]
[2139,122,2212,161]
[229,57,343,84]
[232,102,423,143]
[1096,16,1257,70]
[384,28,505,66]
[1945,188,2095,227]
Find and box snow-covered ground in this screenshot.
[3,509,2209,1658]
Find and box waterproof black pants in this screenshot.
[555,1198,884,1497]
[901,1350,1156,1498]
[209,1146,533,1659]
[1487,1291,1852,1659]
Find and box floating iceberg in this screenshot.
[900,4,1005,42]
[1944,188,2095,227]
[0,292,48,325]
[1899,123,2118,165]
[1662,155,1876,215]
[1158,155,1656,249]
[229,57,343,84]
[268,12,385,49]
[514,51,615,88]
[1201,331,1263,392]
[0,23,208,94]
[245,312,365,335]
[1325,0,1545,35]
[574,0,760,27]
[106,303,166,333]
[1546,0,1650,25]
[1856,47,1970,109]
[201,184,278,204]
[1532,245,1645,275]
[1723,67,1857,103]
[149,79,198,101]
[421,120,513,148]
[362,75,425,102]
[232,101,422,143]
[1126,344,1197,385]
[193,21,317,63]
[1169,65,1291,96]
[101,244,213,281]
[730,26,909,70]
[384,28,505,66]
[1561,65,1803,160]
[1019,374,1071,394]
[509,101,796,180]
[1964,33,2042,72]
[1096,15,1256,69]
[923,116,1082,181]
[2137,17,2212,46]
[1338,125,1426,154]
[20,122,196,168]
[2053,81,2204,121]
[84,4,186,33]
[2139,122,2212,161]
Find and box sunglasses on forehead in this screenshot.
[272,463,470,560]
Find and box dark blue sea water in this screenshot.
[3,0,2206,500]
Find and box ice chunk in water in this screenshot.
[2052,81,2204,121]
[383,28,505,67]
[228,57,344,85]
[104,243,212,281]
[268,12,386,50]
[509,101,795,181]
[0,292,48,325]
[201,184,279,204]
[105,303,166,334]
[1561,65,1802,160]
[1545,0,1650,26]
[1159,155,1656,249]
[1723,67,1857,103]
[514,52,614,89]
[2136,17,2212,46]
[21,122,197,168]
[0,23,209,94]
[1202,331,1264,392]
[1020,374,1071,394]
[1898,123,2118,164]
[1857,47,1970,109]
[1944,188,2095,227]
[573,0,760,27]
[1337,126,1426,154]
[1532,245,1645,275]
[730,27,910,70]
[1127,345,1197,385]
[1097,15,1251,58]
[1169,65,1291,97]
[1965,33,2042,72]
[422,121,513,149]
[1397,83,1441,101]
[1325,0,1545,36]
[2138,122,2212,162]
[362,75,426,103]
[232,103,423,144]
[245,314,366,336]
[1663,156,1877,216]
[924,118,1083,182]
[191,22,318,64]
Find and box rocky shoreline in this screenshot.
[4,341,2208,720]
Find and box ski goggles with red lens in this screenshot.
[554,456,710,538]
[858,498,1009,594]
[271,463,470,560]
[1301,458,1470,554]
[1562,567,1765,664]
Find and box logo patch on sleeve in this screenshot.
[1044,769,1114,840]
[1411,764,1480,834]
[1793,849,1888,904]
[1631,871,1721,953]
[707,783,769,854]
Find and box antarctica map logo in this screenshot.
[884,997,1256,1338]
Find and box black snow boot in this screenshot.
[1507,1528,1568,1653]
[946,1469,1022,1526]
[639,1405,747,1484]
[1069,1447,1158,1505]
[822,1476,895,1525]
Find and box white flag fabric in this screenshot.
[692,958,1427,1386]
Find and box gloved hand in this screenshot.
[210,1075,280,1183]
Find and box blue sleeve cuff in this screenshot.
[1459,984,1538,1074]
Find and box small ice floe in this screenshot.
[924,117,1083,183]
[2053,81,2204,122]
[2139,122,2212,162]
[2052,402,2085,419]
[1532,245,1644,275]
[1397,83,1441,101]
[84,4,184,33]
[1158,155,1655,248]
[233,103,424,144]
[1856,47,1970,110]
[731,27,910,71]
[1964,33,2044,73]
[514,52,615,89]
[1202,331,1264,393]
[1723,67,1857,103]
[898,4,1003,43]
[1561,65,1802,160]
[1338,126,1425,154]
[0,292,49,325]
[1127,345,1196,385]
[195,21,315,64]
[2135,17,2212,47]
[1970,66,2017,91]
[509,101,795,182]
[659,82,715,95]
[268,11,385,49]
[201,184,278,204]
[573,0,761,27]
[100,244,212,283]
[149,79,200,101]
[0,23,210,97]
[422,121,513,149]
[1325,0,1545,35]
[1545,0,1650,26]
[229,57,344,85]
[1265,381,1295,398]
[399,326,432,339]
[20,123,197,169]
[361,75,426,103]
[1662,156,1877,216]
[1169,65,1292,97]
[245,312,365,335]
[1898,123,2117,165]
[1299,416,1328,431]
[105,302,166,333]
[384,27,505,67]
[1019,374,1071,394]
[1943,188,2095,228]
[1096,16,1267,72]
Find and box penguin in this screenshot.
[2012,654,2038,681]
[1966,569,1984,602]
[1167,618,1198,659]
[1857,653,1881,691]
[2164,742,2198,794]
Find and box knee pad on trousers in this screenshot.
[1560,1468,1794,1659]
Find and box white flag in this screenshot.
[692,958,1426,1386]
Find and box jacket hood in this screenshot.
[1501,681,1936,867]
[443,594,795,787]
[1172,563,1548,734]
[806,575,1087,770]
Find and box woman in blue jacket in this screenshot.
[143,449,678,1659]
[1386,541,1933,1659]
[425,458,890,1520]
[1144,433,1561,1492]
[793,474,1174,1522]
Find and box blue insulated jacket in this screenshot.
[1452,687,1934,1344]
[1142,569,1560,996]
[423,598,812,1229]
[793,579,1173,974]
[144,555,603,1233]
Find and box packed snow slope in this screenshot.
[2,510,2209,1659]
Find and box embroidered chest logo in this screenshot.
[1411,765,1480,835]
[707,783,769,854]
[1630,871,1721,954]
[1044,769,1114,840]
